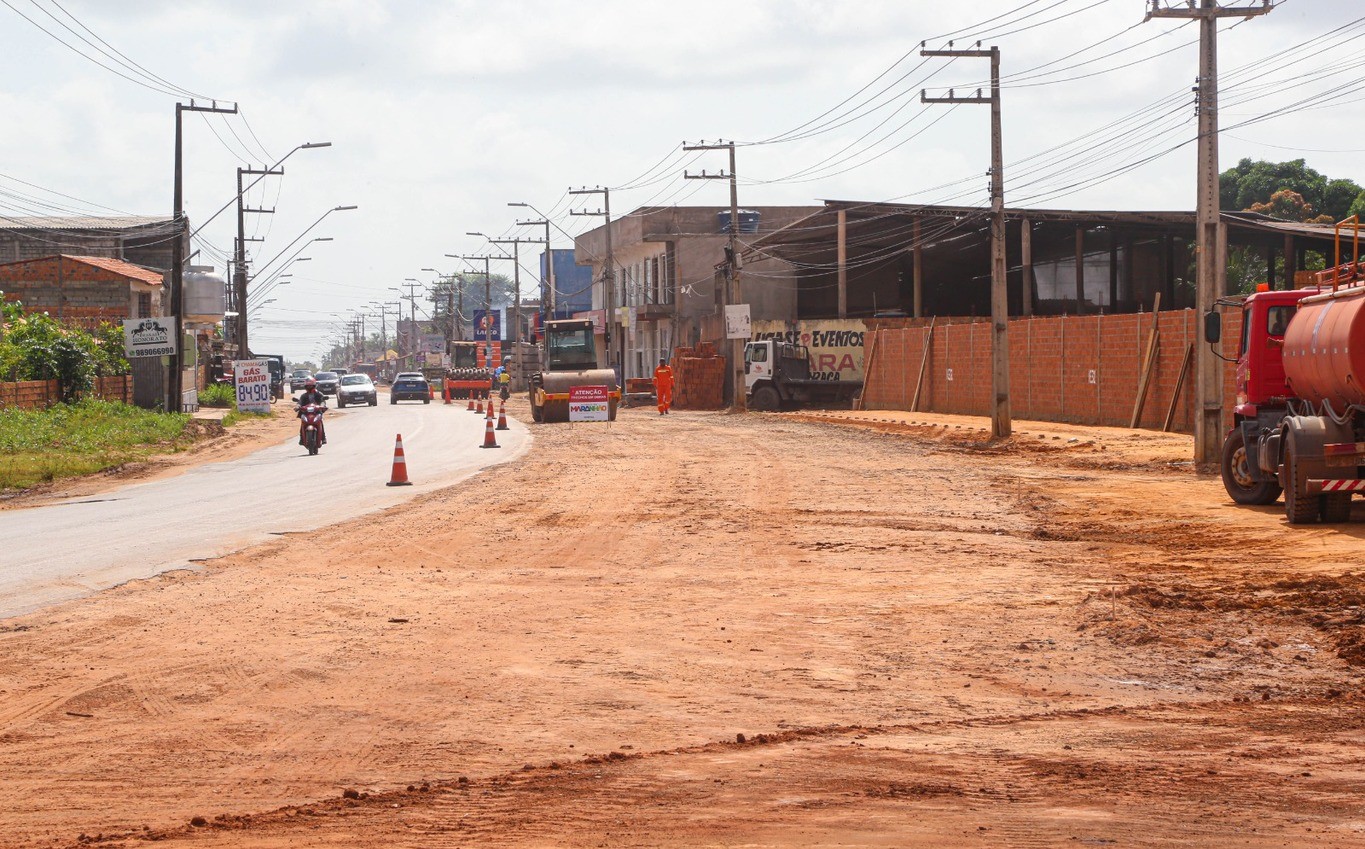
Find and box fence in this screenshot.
[860,308,1239,433]
[0,375,133,411]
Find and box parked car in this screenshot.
[313,371,341,396]
[390,374,431,404]
[336,374,378,408]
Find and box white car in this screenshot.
[336,374,378,407]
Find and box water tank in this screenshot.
[1282,285,1365,406]
[183,270,226,324]
[717,209,761,235]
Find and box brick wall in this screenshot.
[0,375,132,410]
[861,309,1238,433]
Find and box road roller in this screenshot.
[529,318,620,423]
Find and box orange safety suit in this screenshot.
[654,363,675,415]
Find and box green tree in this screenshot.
[1220,158,1363,221]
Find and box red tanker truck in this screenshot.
[1217,228,1365,523]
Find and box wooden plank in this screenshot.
[1163,342,1194,432]
[1129,293,1163,428]
[911,317,936,413]
[855,328,880,411]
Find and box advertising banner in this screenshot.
[473,310,501,341]
[750,319,866,382]
[233,359,272,413]
[568,384,610,422]
[122,317,177,359]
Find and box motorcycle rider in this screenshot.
[295,377,328,446]
[494,355,512,400]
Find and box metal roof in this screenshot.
[0,214,174,232]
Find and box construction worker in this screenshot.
[654,356,674,415]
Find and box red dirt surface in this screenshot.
[0,402,1361,847]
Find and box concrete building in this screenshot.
[0,254,164,328]
[573,205,819,381]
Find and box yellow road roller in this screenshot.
[529,319,620,423]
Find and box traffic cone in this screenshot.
[496,399,509,431]
[479,415,500,449]
[443,383,451,405]
[429,384,435,400]
[486,398,495,420]
[476,396,485,415]
[467,395,475,411]
[386,433,413,486]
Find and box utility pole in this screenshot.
[396,281,423,370]
[921,45,1010,439]
[453,255,494,364]
[1145,0,1271,463]
[685,141,744,409]
[171,99,237,412]
[569,187,615,377]
[509,202,557,333]
[234,164,280,358]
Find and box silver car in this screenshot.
[336,374,377,407]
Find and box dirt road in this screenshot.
[0,401,1361,847]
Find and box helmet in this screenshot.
[503,356,513,364]
[305,377,317,388]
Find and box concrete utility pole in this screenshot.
[171,99,237,412]
[491,238,542,346]
[684,141,745,410]
[1145,0,1272,463]
[569,187,615,375]
[452,253,494,363]
[234,164,280,357]
[921,45,1010,439]
[396,280,423,369]
[509,202,556,328]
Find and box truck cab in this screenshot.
[1232,288,1300,417]
[744,339,861,411]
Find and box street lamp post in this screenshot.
[508,202,555,327]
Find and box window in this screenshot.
[1266,305,1293,337]
[137,292,152,318]
[747,344,768,364]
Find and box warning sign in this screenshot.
[568,385,610,422]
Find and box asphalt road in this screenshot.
[0,394,530,620]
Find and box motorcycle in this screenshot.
[297,402,326,455]
[498,370,511,401]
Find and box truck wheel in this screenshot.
[750,385,780,412]
[1321,494,1352,523]
[1221,428,1281,505]
[1283,432,1319,525]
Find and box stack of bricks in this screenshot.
[671,342,726,409]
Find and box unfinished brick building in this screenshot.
[0,254,165,329]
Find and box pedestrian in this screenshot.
[654,356,674,415]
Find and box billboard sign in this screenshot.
[473,310,501,341]
[725,304,752,340]
[122,317,177,359]
[233,359,272,413]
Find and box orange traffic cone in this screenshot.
[476,396,485,415]
[386,433,413,486]
[496,399,509,431]
[479,415,500,449]
[467,395,475,411]
[443,383,451,405]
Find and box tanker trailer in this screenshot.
[1216,246,1365,524]
[529,318,620,423]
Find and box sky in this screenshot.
[2,0,1361,363]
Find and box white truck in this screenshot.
[743,340,862,411]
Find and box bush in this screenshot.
[199,382,235,408]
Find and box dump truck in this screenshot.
[743,339,862,411]
[529,318,619,423]
[1217,222,1365,523]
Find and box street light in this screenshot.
[509,201,556,321]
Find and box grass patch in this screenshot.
[199,382,236,408]
[0,399,193,490]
